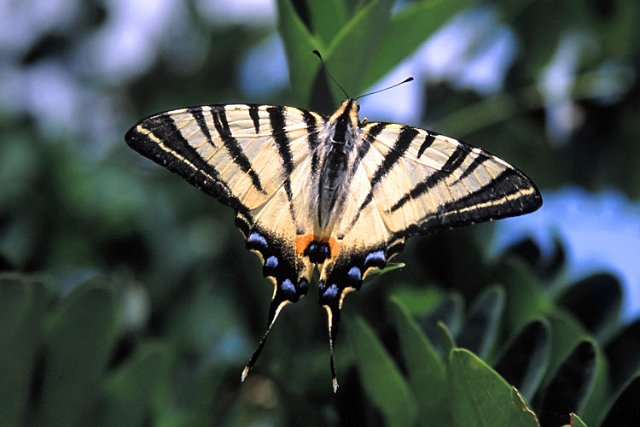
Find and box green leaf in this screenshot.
[604,318,640,390]
[366,261,405,277]
[600,375,640,427]
[510,388,541,427]
[449,349,539,427]
[557,273,622,342]
[97,342,171,427]
[501,258,552,332]
[538,340,597,427]
[361,0,473,90]
[569,413,589,427]
[457,286,505,358]
[388,284,444,318]
[36,278,120,426]
[579,343,611,426]
[0,275,48,426]
[322,0,394,101]
[348,315,416,427]
[437,321,457,359]
[545,312,589,385]
[390,296,451,426]
[277,0,322,103]
[494,319,551,400]
[306,0,348,44]
[421,291,464,346]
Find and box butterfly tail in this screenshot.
[321,302,341,393]
[241,297,288,382]
[241,276,310,382]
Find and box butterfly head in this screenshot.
[329,99,361,144]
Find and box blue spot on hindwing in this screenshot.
[323,283,339,299]
[265,256,278,268]
[247,232,268,248]
[280,278,295,295]
[348,266,362,282]
[298,278,309,294]
[364,249,385,267]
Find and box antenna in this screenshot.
[313,50,350,99]
[356,77,414,100]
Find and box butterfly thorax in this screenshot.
[317,99,361,233]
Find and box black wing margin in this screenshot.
[126,107,247,213]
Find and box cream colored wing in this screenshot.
[339,121,542,239]
[126,104,327,374]
[317,121,541,384]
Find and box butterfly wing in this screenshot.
[322,119,542,296]
[336,121,542,238]
[317,121,542,387]
[126,104,327,373]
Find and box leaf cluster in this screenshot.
[345,240,639,426]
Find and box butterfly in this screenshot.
[126,96,542,392]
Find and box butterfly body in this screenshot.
[126,98,541,391]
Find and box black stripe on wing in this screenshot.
[248,104,261,134]
[357,125,419,213]
[125,109,248,215]
[303,110,322,176]
[403,168,542,237]
[417,134,436,158]
[213,108,266,194]
[353,122,385,172]
[390,144,471,213]
[267,106,295,215]
[453,151,489,184]
[190,107,216,148]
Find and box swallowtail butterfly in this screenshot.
[126,93,542,391]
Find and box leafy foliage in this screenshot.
[349,242,640,426]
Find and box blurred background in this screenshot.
[1,0,639,425]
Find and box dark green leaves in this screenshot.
[449,349,538,427]
[348,249,639,427]
[98,342,170,427]
[391,296,450,426]
[0,275,48,426]
[352,297,541,427]
[0,275,172,427]
[494,319,550,400]
[600,376,640,427]
[348,315,417,427]
[360,0,473,90]
[36,278,120,426]
[277,0,472,105]
[456,286,505,358]
[538,340,597,427]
